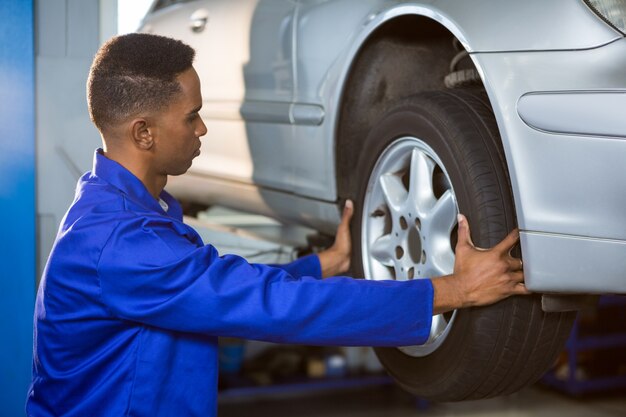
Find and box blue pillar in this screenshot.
[0,0,35,415]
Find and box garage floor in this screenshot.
[218,384,626,417]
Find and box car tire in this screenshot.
[349,89,575,401]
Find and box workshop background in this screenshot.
[1,1,626,416]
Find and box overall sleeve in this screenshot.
[97,216,433,347]
[267,254,322,279]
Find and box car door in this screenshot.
[141,0,297,191]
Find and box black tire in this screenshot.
[349,89,575,401]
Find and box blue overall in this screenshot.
[27,150,434,416]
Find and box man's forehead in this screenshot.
[172,68,201,109]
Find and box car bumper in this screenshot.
[521,232,626,294]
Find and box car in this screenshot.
[140,0,626,401]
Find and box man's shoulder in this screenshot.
[59,173,161,249]
[62,176,126,227]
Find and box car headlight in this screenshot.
[584,0,626,35]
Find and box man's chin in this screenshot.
[170,166,192,177]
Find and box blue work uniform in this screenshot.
[27,149,434,417]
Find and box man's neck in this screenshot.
[103,149,166,200]
[140,172,167,200]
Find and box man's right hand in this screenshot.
[431,214,530,315]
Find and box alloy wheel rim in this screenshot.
[361,137,459,357]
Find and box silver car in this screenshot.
[141,0,626,401]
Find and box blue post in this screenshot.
[0,0,36,415]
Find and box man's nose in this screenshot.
[197,117,208,137]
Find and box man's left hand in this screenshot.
[318,200,354,278]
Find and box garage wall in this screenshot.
[36,0,113,276]
[0,0,118,412]
[0,1,35,414]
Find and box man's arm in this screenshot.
[97,214,434,347]
[318,202,529,312]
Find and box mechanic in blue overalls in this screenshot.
[26,33,527,417]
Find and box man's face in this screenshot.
[152,66,207,176]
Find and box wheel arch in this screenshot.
[331,11,496,200]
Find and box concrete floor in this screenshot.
[218,384,626,417]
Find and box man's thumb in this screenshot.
[342,200,354,220]
[457,214,475,249]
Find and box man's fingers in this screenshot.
[509,270,524,283]
[343,199,354,218]
[502,278,531,297]
[513,282,532,295]
[507,256,523,271]
[495,227,520,253]
[456,214,476,249]
[339,200,354,229]
[506,271,531,295]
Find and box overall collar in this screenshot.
[91,148,182,220]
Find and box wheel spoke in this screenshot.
[429,190,457,234]
[370,260,395,280]
[393,261,408,281]
[370,234,395,267]
[431,246,456,276]
[379,173,407,212]
[430,314,448,340]
[409,148,436,209]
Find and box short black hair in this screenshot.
[87,33,195,132]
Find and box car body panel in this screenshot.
[472,38,626,293]
[472,38,626,240]
[434,0,621,52]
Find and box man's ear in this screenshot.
[130,118,154,150]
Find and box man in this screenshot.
[27,33,527,416]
